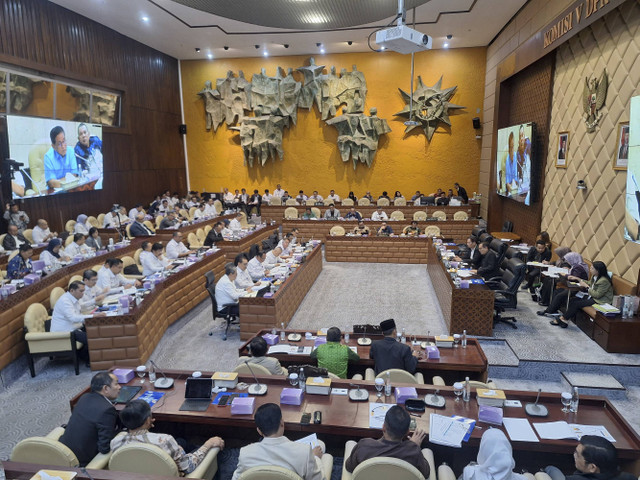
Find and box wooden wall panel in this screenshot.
[0,0,186,232]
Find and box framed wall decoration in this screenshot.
[613,122,629,171]
[556,131,569,168]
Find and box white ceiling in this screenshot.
[48,0,527,60]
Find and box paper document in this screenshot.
[533,422,615,442]
[349,346,358,354]
[295,433,321,449]
[570,424,616,442]
[428,413,471,447]
[369,403,395,429]
[267,345,291,354]
[457,270,473,278]
[503,418,539,442]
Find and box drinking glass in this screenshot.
[453,334,461,347]
[453,382,464,402]
[561,392,572,413]
[375,378,385,398]
[288,373,299,388]
[136,365,147,384]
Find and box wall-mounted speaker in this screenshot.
[179,124,187,135]
[472,117,481,129]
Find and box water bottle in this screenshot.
[462,330,467,348]
[463,377,471,402]
[280,323,285,341]
[299,367,306,392]
[344,327,350,343]
[570,386,579,413]
[148,363,156,383]
[384,371,392,397]
[401,328,406,344]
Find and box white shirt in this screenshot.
[51,292,86,332]
[273,188,285,197]
[80,284,104,312]
[204,203,217,216]
[32,225,52,244]
[103,213,120,228]
[296,194,308,202]
[193,208,206,220]
[141,252,169,276]
[65,242,90,257]
[276,240,291,256]
[235,267,255,289]
[129,208,143,221]
[371,211,388,221]
[309,194,323,202]
[74,222,90,235]
[215,274,246,310]
[247,257,266,281]
[97,266,134,291]
[327,193,341,202]
[40,249,61,268]
[222,227,233,237]
[230,218,242,232]
[165,239,189,259]
[265,251,281,269]
[262,193,272,203]
[224,192,236,203]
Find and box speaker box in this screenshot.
[179,124,187,135]
[472,117,481,129]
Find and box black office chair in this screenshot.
[502,221,514,232]
[489,238,508,266]
[505,246,525,261]
[248,243,260,259]
[471,226,486,239]
[489,258,526,328]
[478,232,493,244]
[205,272,239,341]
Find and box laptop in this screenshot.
[179,377,213,412]
[113,385,142,404]
[255,285,271,298]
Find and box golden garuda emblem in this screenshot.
[582,68,608,133]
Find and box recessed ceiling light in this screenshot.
[380,46,386,51]
[320,48,325,54]
[141,16,149,22]
[263,51,268,57]
[443,42,449,48]
[305,13,328,24]
[207,53,213,59]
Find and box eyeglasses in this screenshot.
[55,139,67,147]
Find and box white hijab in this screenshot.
[462,429,527,480]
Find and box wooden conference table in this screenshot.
[238,329,489,383]
[324,234,431,264]
[70,369,640,474]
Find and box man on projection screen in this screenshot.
[44,125,79,189]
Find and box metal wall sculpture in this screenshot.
[0,72,41,112]
[197,58,388,168]
[582,68,608,133]
[394,76,465,141]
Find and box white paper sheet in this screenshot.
[428,413,470,447]
[503,418,539,442]
[295,433,320,449]
[533,421,576,440]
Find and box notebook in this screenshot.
[179,377,213,411]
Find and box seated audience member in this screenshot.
[378,191,390,201]
[363,191,374,202]
[545,435,636,480]
[129,213,155,237]
[353,221,370,236]
[345,406,428,477]
[65,233,91,257]
[215,263,251,316]
[402,220,420,236]
[97,258,141,291]
[204,198,218,217]
[186,195,198,208]
[73,215,91,235]
[394,191,404,200]
[324,204,340,220]
[273,184,285,197]
[277,234,293,256]
[281,190,291,202]
[3,224,28,250]
[222,187,235,208]
[461,429,526,480]
[538,246,572,306]
[166,231,194,259]
[414,193,424,205]
[447,188,455,199]
[128,204,145,221]
[435,191,449,206]
[454,182,468,203]
[7,243,33,279]
[345,207,361,220]
[117,206,132,224]
[59,372,121,466]
[410,191,422,202]
[454,236,481,268]
[296,190,308,203]
[522,239,552,297]
[40,238,70,268]
[141,242,170,276]
[232,403,332,480]
[302,207,317,219]
[262,189,273,204]
[552,261,613,329]
[238,336,287,375]
[102,210,118,228]
[538,252,588,316]
[157,199,171,214]
[377,222,393,236]
[234,253,258,289]
[80,269,109,311]
[4,203,30,232]
[249,189,262,216]
[32,219,57,244]
[229,212,243,232]
[472,241,500,280]
[538,230,553,249]
[159,211,179,229]
[370,319,418,375]
[290,228,300,245]
[309,191,323,203]
[347,191,357,203]
[221,219,233,237]
[192,203,206,220]
[204,221,225,247]
[371,206,388,221]
[50,281,106,361]
[112,400,224,476]
[327,189,341,203]
[85,227,104,250]
[310,327,359,379]
[247,250,269,280]
[265,247,283,269]
[239,188,249,213]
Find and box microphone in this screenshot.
[149,360,174,389]
[525,388,548,417]
[348,383,368,401]
[244,361,268,395]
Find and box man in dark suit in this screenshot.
[472,241,500,280]
[370,319,418,375]
[59,372,121,466]
[454,182,469,203]
[129,213,154,237]
[2,224,29,250]
[248,189,262,216]
[204,221,224,247]
[454,236,481,268]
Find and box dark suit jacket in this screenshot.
[59,392,118,466]
[129,221,153,237]
[370,336,418,375]
[85,236,103,250]
[2,232,27,250]
[478,250,500,280]
[456,186,468,203]
[462,246,481,268]
[204,229,224,247]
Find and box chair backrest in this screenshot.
[284,207,299,219]
[143,220,156,233]
[108,440,179,476]
[189,206,197,218]
[394,197,406,206]
[9,250,19,261]
[125,224,133,240]
[377,198,390,206]
[478,232,493,243]
[323,198,334,206]
[471,226,486,238]
[240,466,303,480]
[269,196,282,205]
[390,211,405,221]
[22,228,34,243]
[134,248,143,265]
[453,211,468,221]
[64,235,74,246]
[432,210,446,221]
[188,232,201,248]
[120,256,136,270]
[205,271,215,289]
[97,213,105,226]
[67,275,83,287]
[50,287,65,309]
[27,143,49,191]
[214,199,223,213]
[504,246,523,260]
[342,198,354,206]
[204,225,213,234]
[311,207,321,218]
[179,208,189,219]
[87,216,99,228]
[375,369,418,384]
[351,456,425,480]
[423,196,436,206]
[330,226,345,236]
[489,238,508,265]
[498,258,526,308]
[239,211,249,228]
[233,362,273,375]
[357,197,371,206]
[304,199,316,206]
[65,220,76,234]
[424,226,441,237]
[502,220,514,232]
[413,211,427,221]
[285,198,298,206]
[24,303,49,333]
[248,243,260,259]
[11,436,79,467]
[155,215,164,228]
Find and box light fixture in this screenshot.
[195,48,201,53]
[446,34,453,39]
[347,41,353,46]
[207,53,213,59]
[284,44,289,48]
[443,42,449,48]
[263,51,268,57]
[141,16,149,22]
[223,46,229,51]
[254,45,260,49]
[320,48,325,54]
[380,46,386,51]
[577,180,587,190]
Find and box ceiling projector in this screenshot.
[376,24,432,54]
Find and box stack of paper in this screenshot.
[429,414,473,447]
[503,418,539,442]
[533,421,615,442]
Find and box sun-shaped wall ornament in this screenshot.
[394,75,465,141]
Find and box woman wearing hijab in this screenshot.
[462,429,526,480]
[39,238,70,268]
[73,214,90,235]
[552,260,614,328]
[537,252,589,317]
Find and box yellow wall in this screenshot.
[181,48,486,197]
